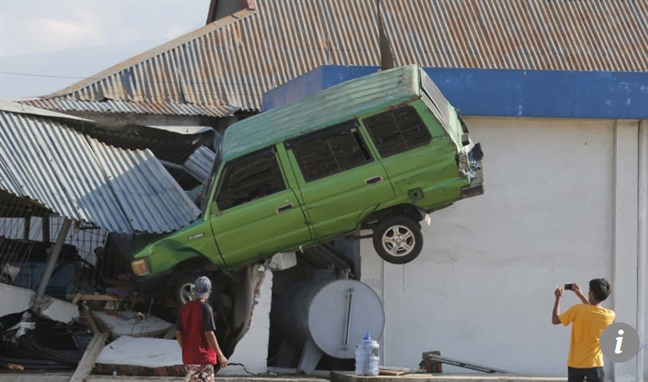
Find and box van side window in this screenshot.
[288,122,373,182]
[362,105,432,158]
[215,148,286,211]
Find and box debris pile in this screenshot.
[0,311,93,371]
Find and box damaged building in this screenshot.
[1,0,647,380]
[0,101,272,377]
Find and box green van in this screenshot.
[130,64,484,302]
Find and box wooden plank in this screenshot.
[80,310,100,335]
[379,369,406,376]
[423,354,513,374]
[71,293,82,304]
[69,331,109,382]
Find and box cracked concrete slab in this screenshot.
[92,311,173,338]
[32,294,79,324]
[95,336,182,368]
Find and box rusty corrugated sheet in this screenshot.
[381,0,648,72]
[28,0,648,116]
[34,0,380,115]
[0,102,201,234]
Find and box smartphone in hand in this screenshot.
[564,283,573,290]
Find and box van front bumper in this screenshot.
[460,143,485,198]
[461,182,485,198]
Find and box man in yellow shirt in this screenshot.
[551,278,615,382]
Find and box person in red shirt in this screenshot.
[175,276,228,382]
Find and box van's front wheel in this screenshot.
[171,271,201,306]
[372,216,423,264]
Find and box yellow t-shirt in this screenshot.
[559,303,615,368]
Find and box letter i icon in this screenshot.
[614,329,624,354]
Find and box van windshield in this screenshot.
[420,69,464,151]
[201,139,223,214]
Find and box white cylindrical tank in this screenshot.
[273,278,385,360]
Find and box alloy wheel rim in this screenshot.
[179,282,194,304]
[381,225,415,256]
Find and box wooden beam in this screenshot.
[69,331,109,382]
[80,310,100,335]
[71,293,82,304]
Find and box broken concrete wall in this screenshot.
[0,282,79,324]
[0,283,32,317]
[219,267,273,376]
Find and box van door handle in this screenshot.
[365,176,383,185]
[276,203,293,214]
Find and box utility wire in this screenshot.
[0,70,267,89]
[1,71,90,80]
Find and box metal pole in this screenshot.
[35,217,72,298]
[637,121,646,382]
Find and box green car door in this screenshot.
[209,146,313,268]
[284,120,396,242]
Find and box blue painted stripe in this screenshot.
[263,65,648,119]
[425,68,648,120]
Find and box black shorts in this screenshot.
[567,366,605,382]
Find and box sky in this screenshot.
[0,0,211,99]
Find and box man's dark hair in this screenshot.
[589,278,611,302]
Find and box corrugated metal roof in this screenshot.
[30,0,381,115]
[221,65,420,161]
[27,0,648,116]
[381,0,648,72]
[0,102,201,234]
[20,98,239,117]
[183,146,216,182]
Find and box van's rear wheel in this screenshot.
[372,216,423,264]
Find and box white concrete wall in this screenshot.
[360,117,647,380]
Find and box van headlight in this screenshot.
[131,259,151,276]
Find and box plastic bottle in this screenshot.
[355,331,380,376]
[365,331,380,376]
[354,341,366,375]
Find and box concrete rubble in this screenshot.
[0,283,79,324]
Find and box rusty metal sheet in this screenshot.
[380,0,648,72]
[23,0,648,117]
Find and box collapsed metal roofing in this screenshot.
[22,98,239,118]
[19,0,648,117]
[0,101,201,234]
[183,146,217,182]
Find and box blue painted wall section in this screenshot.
[262,65,648,120]
[262,66,380,111]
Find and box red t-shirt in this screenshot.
[175,300,217,365]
